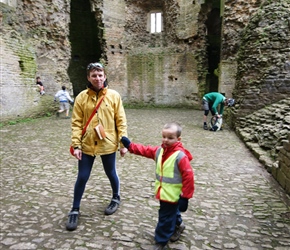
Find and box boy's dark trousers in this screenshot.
[154,200,182,245]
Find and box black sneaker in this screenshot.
[66,210,79,231]
[153,244,168,250]
[203,124,208,130]
[170,222,185,242]
[104,198,120,215]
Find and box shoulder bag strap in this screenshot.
[81,94,106,136]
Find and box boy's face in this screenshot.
[162,126,181,148]
[87,69,106,91]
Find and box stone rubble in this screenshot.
[0,109,289,250]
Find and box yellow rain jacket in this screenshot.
[71,87,127,156]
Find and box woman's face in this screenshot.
[87,69,106,91]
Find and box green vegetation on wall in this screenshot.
[126,49,199,108]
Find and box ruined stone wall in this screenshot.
[221,0,290,195]
[233,0,290,118]
[95,0,208,108]
[274,133,290,194]
[236,98,290,166]
[0,0,212,117]
[236,98,290,194]
[0,1,71,121]
[219,0,262,98]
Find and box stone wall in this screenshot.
[93,0,209,108]
[219,0,262,98]
[0,0,217,115]
[232,0,290,118]
[274,133,290,194]
[0,1,71,121]
[236,98,290,194]
[221,0,290,195]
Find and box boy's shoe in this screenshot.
[56,112,60,117]
[153,244,168,250]
[66,210,79,231]
[170,222,185,242]
[203,124,208,130]
[104,198,120,215]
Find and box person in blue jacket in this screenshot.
[202,92,235,130]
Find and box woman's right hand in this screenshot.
[74,149,82,160]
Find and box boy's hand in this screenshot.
[120,147,128,157]
[178,196,188,212]
[121,136,131,149]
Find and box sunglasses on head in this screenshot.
[87,63,104,70]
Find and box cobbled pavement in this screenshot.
[0,108,289,250]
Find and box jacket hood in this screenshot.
[162,141,193,161]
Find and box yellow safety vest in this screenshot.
[155,148,185,202]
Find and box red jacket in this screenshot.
[128,141,194,201]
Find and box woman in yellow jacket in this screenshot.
[66,62,128,231]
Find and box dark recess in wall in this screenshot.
[205,4,221,94]
[68,0,103,97]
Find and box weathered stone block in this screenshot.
[282,141,290,152]
[280,162,290,179]
[285,176,290,194]
[276,170,287,189]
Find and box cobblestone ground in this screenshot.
[0,108,290,250]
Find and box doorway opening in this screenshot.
[68,0,104,96]
[205,1,221,93]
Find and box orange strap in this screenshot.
[81,94,105,136]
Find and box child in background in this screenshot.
[54,86,74,118]
[36,76,45,95]
[121,122,194,250]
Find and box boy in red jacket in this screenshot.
[121,122,194,250]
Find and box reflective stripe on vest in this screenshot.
[155,148,185,202]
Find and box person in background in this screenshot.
[121,122,194,250]
[54,86,74,118]
[66,62,128,231]
[202,92,235,130]
[36,76,45,95]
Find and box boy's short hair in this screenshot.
[163,122,182,137]
[62,86,66,90]
[86,62,105,76]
